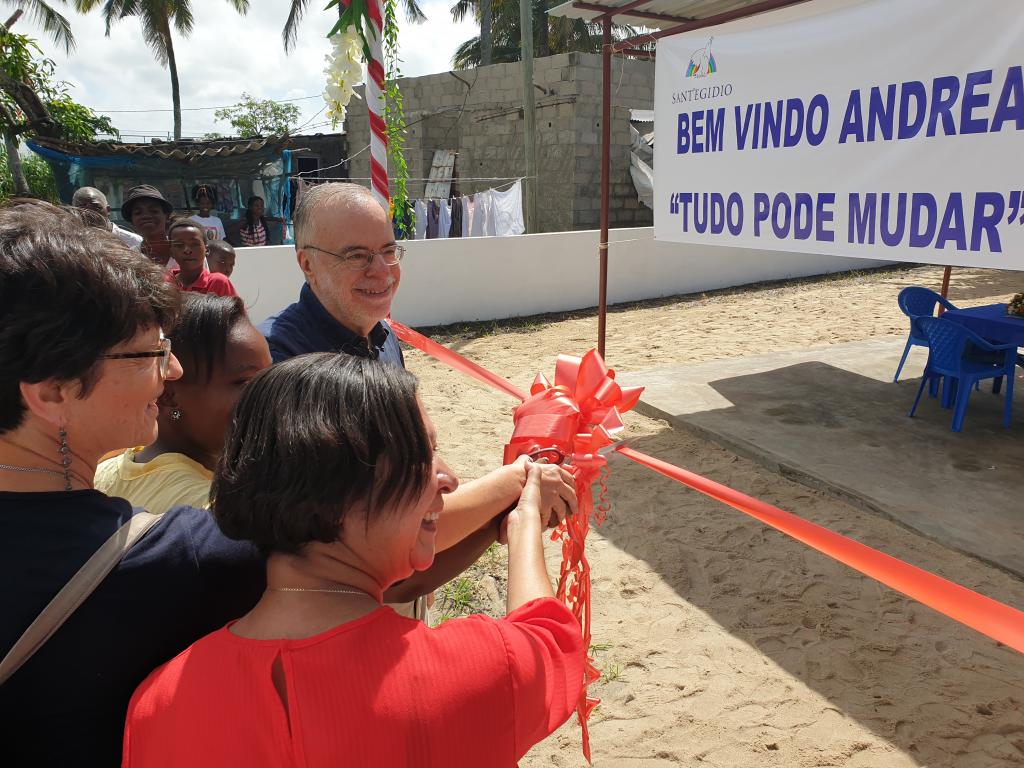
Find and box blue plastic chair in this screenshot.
[893,286,958,382]
[908,316,1017,432]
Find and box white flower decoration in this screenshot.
[324,26,365,126]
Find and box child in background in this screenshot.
[207,240,236,278]
[191,184,226,241]
[168,219,237,297]
[95,294,272,514]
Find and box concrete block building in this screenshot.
[345,52,654,233]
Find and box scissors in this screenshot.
[525,438,635,466]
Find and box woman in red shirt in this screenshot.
[123,354,584,767]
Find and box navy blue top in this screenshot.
[259,283,405,366]
[0,492,264,767]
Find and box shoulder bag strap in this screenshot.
[0,511,162,686]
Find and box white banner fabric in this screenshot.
[653,0,1024,270]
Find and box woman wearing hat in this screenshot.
[121,184,174,267]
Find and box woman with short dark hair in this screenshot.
[0,201,264,768]
[124,354,584,767]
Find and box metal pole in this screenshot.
[939,266,952,315]
[597,15,611,359]
[519,0,538,232]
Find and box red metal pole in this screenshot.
[598,15,611,359]
[939,266,952,315]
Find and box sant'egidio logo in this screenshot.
[685,37,717,78]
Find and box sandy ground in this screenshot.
[408,265,1024,768]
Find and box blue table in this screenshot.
[944,303,1024,347]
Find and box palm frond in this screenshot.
[6,0,76,53]
[402,0,426,23]
[281,0,310,52]
[169,0,193,36]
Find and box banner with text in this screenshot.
[653,0,1024,269]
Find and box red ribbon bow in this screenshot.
[503,351,642,762]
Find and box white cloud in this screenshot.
[29,0,477,139]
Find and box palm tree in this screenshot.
[281,0,427,53]
[3,0,75,52]
[74,0,249,140]
[450,0,635,69]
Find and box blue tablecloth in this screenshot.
[944,303,1024,347]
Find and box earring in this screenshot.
[170,409,182,421]
[58,426,72,491]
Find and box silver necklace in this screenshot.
[269,586,372,596]
[0,463,67,479]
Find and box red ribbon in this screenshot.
[391,321,641,761]
[616,445,1024,655]
[390,320,1024,759]
[501,352,642,761]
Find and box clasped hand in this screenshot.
[499,455,578,543]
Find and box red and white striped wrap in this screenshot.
[365,0,389,208]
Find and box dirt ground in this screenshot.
[410,265,1024,768]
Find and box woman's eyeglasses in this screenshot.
[99,334,173,378]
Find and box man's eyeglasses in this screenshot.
[302,244,405,271]
[99,334,174,378]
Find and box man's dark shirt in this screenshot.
[259,283,405,366]
[0,492,264,767]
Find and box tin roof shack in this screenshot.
[27,135,294,242]
[288,132,348,180]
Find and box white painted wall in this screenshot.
[231,228,889,327]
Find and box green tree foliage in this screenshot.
[213,93,300,138]
[3,1,75,53]
[0,27,115,196]
[0,146,57,200]
[0,29,115,138]
[281,0,426,53]
[74,0,249,140]
[450,0,637,69]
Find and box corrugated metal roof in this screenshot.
[548,0,788,30]
[29,135,292,162]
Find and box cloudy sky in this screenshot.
[30,1,478,140]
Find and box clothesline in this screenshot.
[315,175,532,184]
[404,179,526,240]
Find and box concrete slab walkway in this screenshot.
[618,337,1024,577]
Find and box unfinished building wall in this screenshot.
[346,52,654,233]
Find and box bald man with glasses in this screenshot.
[260,183,577,619]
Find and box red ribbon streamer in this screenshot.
[391,320,1024,757]
[501,352,642,761]
[391,321,641,760]
[615,445,1024,656]
[390,321,528,401]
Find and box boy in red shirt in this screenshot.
[168,219,237,297]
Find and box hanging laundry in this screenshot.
[437,200,452,240]
[414,199,428,240]
[449,197,463,237]
[469,192,486,237]
[461,196,471,237]
[481,190,497,237]
[425,200,440,239]
[490,180,526,236]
